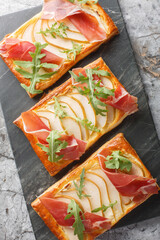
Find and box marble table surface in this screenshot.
[0,0,160,239]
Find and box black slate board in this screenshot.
[0,1,160,239]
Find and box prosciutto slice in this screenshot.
[21,111,50,144]
[98,148,158,203]
[101,85,138,115]
[21,110,86,160]
[42,0,81,21]
[41,0,106,42]
[68,11,106,42]
[0,38,63,65]
[56,135,86,160]
[40,194,111,232]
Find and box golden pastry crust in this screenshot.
[14,58,131,176]
[32,133,158,240]
[0,3,118,98]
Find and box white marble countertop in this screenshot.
[0,0,160,239]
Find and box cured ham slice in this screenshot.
[0,38,63,65]
[40,194,111,232]
[41,0,106,42]
[42,0,81,21]
[56,135,87,160]
[21,111,86,160]
[68,11,106,42]
[21,111,50,144]
[98,149,158,202]
[101,85,138,115]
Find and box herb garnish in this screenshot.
[65,199,85,240]
[53,96,68,119]
[105,150,132,172]
[51,96,100,132]
[70,68,114,116]
[61,41,82,60]
[92,201,117,213]
[37,130,68,162]
[73,117,100,132]
[14,42,58,94]
[39,22,69,39]
[73,168,91,199]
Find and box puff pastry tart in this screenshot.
[32,133,159,240]
[0,0,118,98]
[14,58,138,176]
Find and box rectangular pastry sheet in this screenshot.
[0,1,160,240]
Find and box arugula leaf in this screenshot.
[40,63,58,69]
[37,130,68,162]
[91,67,111,77]
[14,60,33,69]
[14,42,58,94]
[53,96,68,119]
[39,22,69,39]
[14,68,33,79]
[92,201,117,213]
[69,68,115,116]
[61,41,82,60]
[65,199,85,240]
[73,168,91,199]
[105,150,132,172]
[73,117,100,132]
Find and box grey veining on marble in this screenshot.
[0,0,160,240]
[119,0,160,139]
[0,105,36,240]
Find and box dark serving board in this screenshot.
[0,0,160,239]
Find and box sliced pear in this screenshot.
[83,178,103,216]
[48,18,80,33]
[130,162,144,176]
[63,228,79,240]
[61,116,82,140]
[86,172,114,220]
[35,109,64,131]
[47,101,75,117]
[42,19,88,46]
[20,23,33,42]
[93,168,123,221]
[70,94,96,135]
[58,96,88,140]
[33,19,66,58]
[100,76,113,89]
[47,18,88,42]
[106,105,115,124]
[60,190,91,213]
[41,20,74,49]
[96,107,107,129]
[58,96,84,118]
